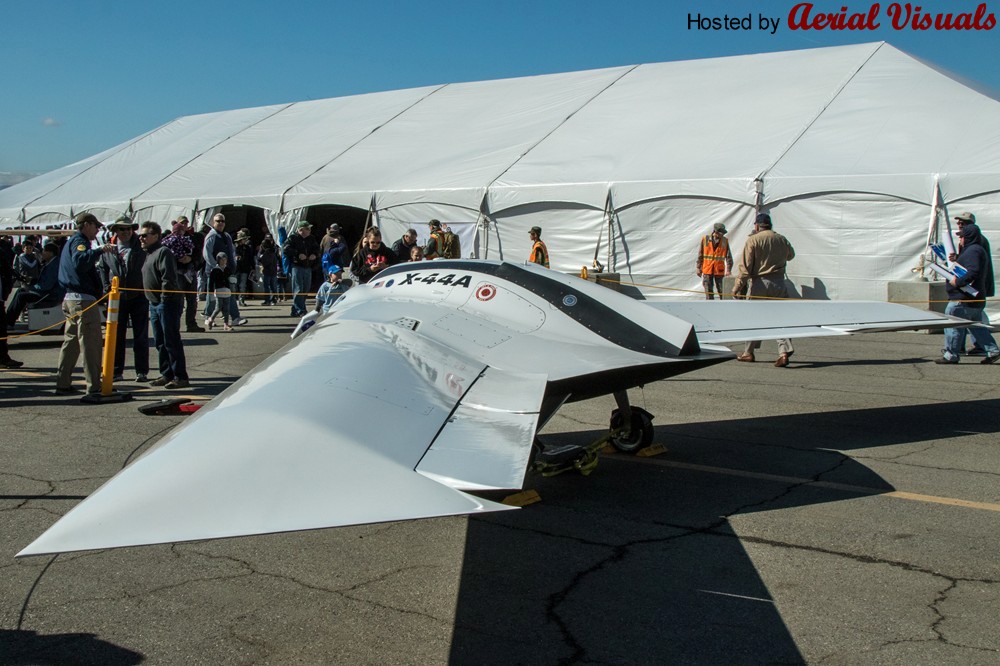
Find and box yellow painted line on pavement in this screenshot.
[881,491,1000,512]
[610,455,1000,513]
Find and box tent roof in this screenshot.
[3,42,999,225]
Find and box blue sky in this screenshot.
[2,0,998,175]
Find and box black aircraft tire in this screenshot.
[609,410,654,453]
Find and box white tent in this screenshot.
[2,42,998,310]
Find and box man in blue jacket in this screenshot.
[56,213,116,395]
[937,222,999,365]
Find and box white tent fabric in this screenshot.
[2,42,998,313]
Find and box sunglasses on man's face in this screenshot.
[138,232,157,238]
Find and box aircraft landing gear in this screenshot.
[608,391,654,453]
[530,391,657,477]
[532,440,603,477]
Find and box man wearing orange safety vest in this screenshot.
[695,222,733,300]
[528,226,549,268]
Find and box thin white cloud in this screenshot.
[42,117,61,127]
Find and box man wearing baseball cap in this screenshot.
[950,212,994,356]
[55,213,116,396]
[282,220,320,316]
[733,212,796,367]
[696,222,733,299]
[936,219,999,364]
[98,215,150,382]
[528,226,549,268]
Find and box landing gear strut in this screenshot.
[608,390,654,453]
[531,391,655,476]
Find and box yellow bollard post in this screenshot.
[100,276,120,396]
[81,275,131,404]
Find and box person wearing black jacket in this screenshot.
[0,237,14,302]
[0,270,22,368]
[141,221,190,389]
[167,216,205,332]
[937,222,999,365]
[350,227,397,284]
[99,217,150,381]
[257,236,279,305]
[6,242,63,322]
[234,228,256,306]
[282,221,320,316]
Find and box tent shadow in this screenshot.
[451,399,999,661]
[0,629,143,665]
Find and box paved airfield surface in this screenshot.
[1,305,998,665]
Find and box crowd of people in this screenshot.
[697,211,998,367]
[2,206,993,397]
[0,214,477,393]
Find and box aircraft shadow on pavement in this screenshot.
[454,459,807,664]
[452,399,1000,662]
[0,629,143,666]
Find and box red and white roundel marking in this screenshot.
[475,284,497,301]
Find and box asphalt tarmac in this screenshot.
[1,304,998,665]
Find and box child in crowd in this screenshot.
[315,265,351,313]
[207,252,234,331]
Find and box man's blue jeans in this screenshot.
[150,300,188,381]
[943,300,999,361]
[291,266,311,315]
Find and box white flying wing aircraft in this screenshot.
[18,260,970,557]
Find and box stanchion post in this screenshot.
[101,276,120,396]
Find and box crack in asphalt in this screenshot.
[121,423,178,467]
[480,451,999,664]
[226,618,271,663]
[478,512,728,664]
[175,546,454,627]
[850,453,1000,479]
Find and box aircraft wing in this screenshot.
[20,260,968,558]
[18,318,546,557]
[645,300,970,345]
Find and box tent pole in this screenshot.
[596,191,613,272]
[364,194,377,235]
[478,212,489,260]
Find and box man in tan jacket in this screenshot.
[733,212,796,367]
